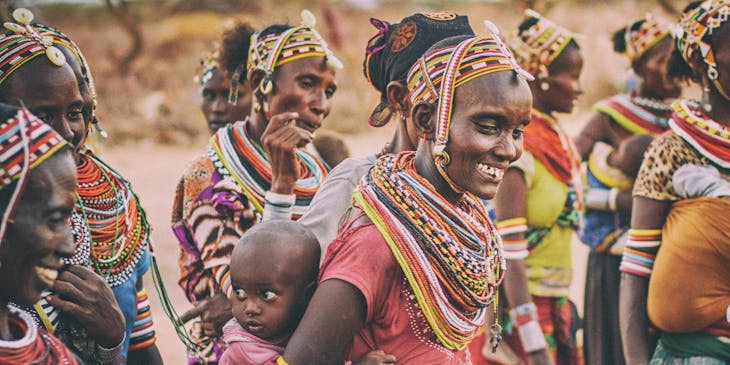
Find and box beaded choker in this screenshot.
[524,110,581,184]
[75,152,151,287]
[669,99,730,168]
[209,120,327,218]
[595,94,670,135]
[353,152,505,350]
[0,306,78,365]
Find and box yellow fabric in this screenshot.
[509,154,574,297]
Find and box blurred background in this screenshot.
[2,0,694,362]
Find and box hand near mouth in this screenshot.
[262,112,318,195]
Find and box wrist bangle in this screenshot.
[96,333,125,364]
[263,191,296,221]
[584,187,611,211]
[276,356,289,365]
[608,188,619,211]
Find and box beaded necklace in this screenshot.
[0,306,78,365]
[353,152,505,351]
[595,94,671,135]
[209,120,327,218]
[75,152,150,287]
[670,99,730,168]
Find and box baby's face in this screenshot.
[230,250,310,341]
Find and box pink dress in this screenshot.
[320,223,472,364]
[219,318,285,365]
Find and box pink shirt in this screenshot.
[219,318,285,365]
[320,223,472,364]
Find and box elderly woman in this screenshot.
[277,30,533,364]
[0,103,79,364]
[171,10,340,364]
[0,10,162,364]
[573,15,681,365]
[196,22,254,135]
[619,1,730,364]
[491,10,584,365]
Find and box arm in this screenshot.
[282,279,366,365]
[619,196,671,365]
[127,277,163,365]
[574,112,612,160]
[494,168,553,365]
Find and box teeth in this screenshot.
[35,266,58,282]
[476,163,504,180]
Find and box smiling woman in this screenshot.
[170,10,340,364]
[0,103,80,364]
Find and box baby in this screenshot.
[220,221,320,365]
[220,221,394,365]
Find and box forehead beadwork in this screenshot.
[196,48,220,85]
[676,0,730,82]
[624,14,672,62]
[508,9,576,79]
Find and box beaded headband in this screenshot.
[624,14,673,62]
[195,47,220,86]
[0,8,66,85]
[407,22,533,166]
[0,107,68,246]
[509,9,575,78]
[676,0,730,82]
[229,10,342,103]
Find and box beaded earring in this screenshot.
[540,81,550,91]
[703,85,713,113]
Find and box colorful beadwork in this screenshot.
[669,99,730,168]
[209,120,327,218]
[75,152,151,287]
[0,306,78,365]
[623,14,672,62]
[594,94,671,135]
[129,289,157,351]
[620,228,662,277]
[676,0,730,82]
[496,217,529,259]
[354,152,505,350]
[195,47,220,85]
[508,9,576,78]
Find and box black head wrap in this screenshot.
[363,12,474,127]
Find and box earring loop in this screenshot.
[540,81,550,91]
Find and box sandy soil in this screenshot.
[100,127,589,364]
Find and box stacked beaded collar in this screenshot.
[353,152,505,350]
[0,306,78,365]
[669,99,730,168]
[406,29,532,192]
[209,120,327,218]
[229,10,342,104]
[508,9,576,79]
[74,151,151,287]
[624,14,673,62]
[0,8,66,85]
[676,0,730,97]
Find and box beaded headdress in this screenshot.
[508,9,576,78]
[624,14,673,62]
[229,10,342,104]
[0,105,68,246]
[195,47,220,86]
[675,0,730,85]
[407,23,533,191]
[0,8,66,85]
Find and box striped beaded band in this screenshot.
[0,107,68,246]
[0,8,66,85]
[496,217,529,259]
[407,24,532,169]
[619,228,662,278]
[129,288,157,351]
[509,9,575,78]
[624,14,673,62]
[676,0,730,83]
[195,48,219,86]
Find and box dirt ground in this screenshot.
[100,124,589,364]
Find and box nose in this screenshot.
[244,298,262,317]
[56,224,76,259]
[309,90,330,119]
[494,134,519,162]
[54,117,75,143]
[211,95,227,114]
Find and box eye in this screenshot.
[34,110,52,124]
[260,290,278,301]
[48,209,72,226]
[299,77,314,90]
[476,123,499,135]
[234,288,247,300]
[68,107,84,121]
[202,89,215,101]
[325,86,337,98]
[512,127,525,139]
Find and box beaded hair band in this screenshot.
[676,0,730,98]
[0,8,66,85]
[0,108,68,246]
[624,14,672,62]
[195,47,220,86]
[406,22,532,192]
[508,9,575,79]
[229,10,343,104]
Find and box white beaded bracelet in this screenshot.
[262,191,296,221]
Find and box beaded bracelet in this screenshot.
[262,191,296,221]
[96,333,125,364]
[619,229,662,278]
[584,187,619,211]
[497,217,529,259]
[510,302,547,353]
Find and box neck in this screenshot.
[704,83,730,127]
[414,144,463,205]
[532,99,553,117]
[0,302,10,340]
[247,108,267,146]
[636,82,665,101]
[386,117,417,154]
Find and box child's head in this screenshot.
[229,221,320,341]
[615,134,654,177]
[312,131,350,168]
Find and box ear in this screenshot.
[247,69,267,99]
[385,81,410,114]
[411,101,436,138]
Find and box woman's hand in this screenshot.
[180,292,233,338]
[353,350,396,365]
[47,265,125,348]
[261,112,314,195]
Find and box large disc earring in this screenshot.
[540,81,550,91]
